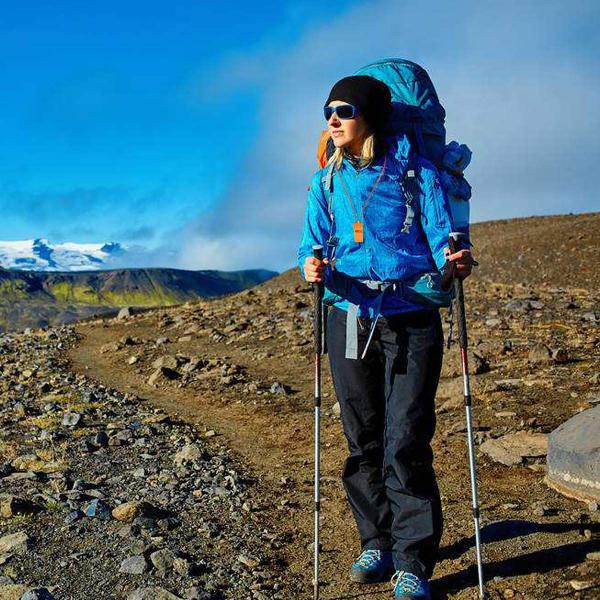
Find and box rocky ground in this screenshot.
[0,328,289,599]
[1,212,599,599]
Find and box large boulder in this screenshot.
[546,404,600,501]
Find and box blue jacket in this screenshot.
[297,134,455,317]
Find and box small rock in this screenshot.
[62,412,82,427]
[100,342,121,353]
[473,352,490,374]
[550,347,569,364]
[184,587,206,600]
[270,382,289,395]
[119,555,149,575]
[152,356,179,370]
[174,444,203,465]
[0,495,41,518]
[0,584,28,599]
[148,367,180,386]
[493,379,523,391]
[113,429,134,443]
[112,502,143,523]
[528,344,550,363]
[0,531,33,555]
[569,579,594,591]
[64,510,84,525]
[11,454,46,472]
[13,402,26,417]
[84,499,112,520]
[504,299,528,313]
[480,432,548,466]
[485,318,502,327]
[533,503,554,517]
[238,554,260,568]
[94,431,109,447]
[173,557,191,576]
[21,588,55,600]
[150,548,175,573]
[118,307,132,320]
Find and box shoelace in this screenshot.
[355,549,382,568]
[391,570,422,593]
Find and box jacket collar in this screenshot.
[339,133,412,176]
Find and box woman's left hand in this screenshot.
[443,248,478,279]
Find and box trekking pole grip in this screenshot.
[312,245,324,355]
[441,232,463,291]
[449,233,468,350]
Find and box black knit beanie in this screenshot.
[325,75,392,133]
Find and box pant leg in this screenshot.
[326,305,392,551]
[378,309,444,579]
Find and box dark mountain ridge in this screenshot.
[0,266,277,332]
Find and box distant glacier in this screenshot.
[0,238,126,272]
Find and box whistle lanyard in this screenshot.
[336,154,387,243]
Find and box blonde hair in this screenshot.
[326,132,378,170]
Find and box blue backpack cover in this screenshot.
[355,58,472,237]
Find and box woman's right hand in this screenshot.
[303,256,329,283]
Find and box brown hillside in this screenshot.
[265,212,600,293]
[2,214,597,599]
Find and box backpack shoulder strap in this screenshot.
[320,162,339,263]
[399,149,419,234]
[320,162,335,219]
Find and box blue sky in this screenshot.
[1,0,598,271]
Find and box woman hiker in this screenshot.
[297,75,475,599]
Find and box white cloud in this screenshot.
[171,0,600,272]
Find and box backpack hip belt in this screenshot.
[345,280,398,360]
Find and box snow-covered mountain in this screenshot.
[0,238,126,272]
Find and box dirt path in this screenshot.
[66,290,600,599]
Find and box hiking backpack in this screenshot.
[317,58,472,242]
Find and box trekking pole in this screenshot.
[442,232,486,599]
[311,244,324,600]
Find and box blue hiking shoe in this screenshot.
[392,570,431,599]
[351,549,394,583]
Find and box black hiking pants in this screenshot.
[326,305,444,579]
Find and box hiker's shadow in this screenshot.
[432,519,600,599]
[440,519,591,561]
